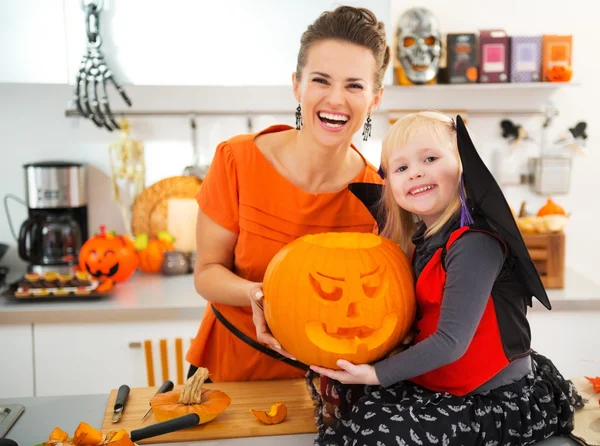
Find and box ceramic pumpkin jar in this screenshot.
[78,225,139,282]
[263,232,416,369]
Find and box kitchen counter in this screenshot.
[2,265,600,325]
[0,273,206,324]
[0,394,580,446]
[0,394,314,446]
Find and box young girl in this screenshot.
[309,111,583,445]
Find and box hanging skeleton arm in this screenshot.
[74,0,131,131]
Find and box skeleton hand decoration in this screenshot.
[74,0,132,131]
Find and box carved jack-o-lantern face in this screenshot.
[78,226,139,283]
[264,233,416,369]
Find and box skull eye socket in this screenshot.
[403,37,416,47]
[424,36,436,45]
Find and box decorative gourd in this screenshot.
[250,403,287,424]
[150,367,231,423]
[263,232,417,369]
[537,198,566,217]
[135,231,175,273]
[78,225,139,282]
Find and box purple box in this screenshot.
[479,30,510,83]
[510,36,542,82]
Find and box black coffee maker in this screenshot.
[8,162,89,274]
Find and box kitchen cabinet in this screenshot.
[528,310,600,379]
[0,324,34,398]
[0,0,69,84]
[63,0,392,86]
[33,320,201,397]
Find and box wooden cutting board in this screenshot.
[101,379,318,443]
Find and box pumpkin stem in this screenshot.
[99,225,106,237]
[177,367,210,405]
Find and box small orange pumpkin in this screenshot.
[138,239,174,273]
[264,232,416,369]
[546,65,572,82]
[250,403,287,424]
[537,197,566,217]
[135,231,175,273]
[150,367,231,423]
[78,226,138,282]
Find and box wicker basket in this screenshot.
[131,176,202,237]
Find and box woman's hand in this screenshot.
[310,360,380,385]
[248,283,296,360]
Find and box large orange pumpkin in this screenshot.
[263,232,416,369]
[78,225,139,283]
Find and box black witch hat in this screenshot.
[349,115,551,310]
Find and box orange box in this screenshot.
[542,35,572,81]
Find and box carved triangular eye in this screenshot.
[309,272,343,301]
[361,265,385,298]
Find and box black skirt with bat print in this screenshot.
[307,351,583,446]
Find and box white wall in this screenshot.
[389,0,599,286]
[1,0,599,294]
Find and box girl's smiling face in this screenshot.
[387,125,460,226]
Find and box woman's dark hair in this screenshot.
[296,6,390,90]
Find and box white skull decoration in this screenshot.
[396,8,441,85]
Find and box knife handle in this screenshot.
[155,380,174,395]
[115,384,130,410]
[130,413,200,442]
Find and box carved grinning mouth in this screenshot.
[305,314,398,355]
[86,262,119,278]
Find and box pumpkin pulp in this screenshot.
[150,367,231,423]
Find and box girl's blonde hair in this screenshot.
[379,111,463,253]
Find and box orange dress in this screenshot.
[185,125,383,382]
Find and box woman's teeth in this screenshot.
[410,185,435,195]
[318,112,349,128]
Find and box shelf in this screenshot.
[383,82,579,91]
[64,82,580,120]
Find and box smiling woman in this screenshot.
[185,5,390,385]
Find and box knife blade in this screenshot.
[130,413,200,442]
[112,384,130,423]
[141,380,174,421]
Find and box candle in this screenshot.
[167,198,198,253]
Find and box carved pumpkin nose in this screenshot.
[346,302,362,320]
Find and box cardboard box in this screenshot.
[542,35,572,81]
[447,33,478,83]
[479,30,510,83]
[510,36,542,82]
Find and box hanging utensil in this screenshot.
[183,115,209,180]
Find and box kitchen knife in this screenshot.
[141,380,174,421]
[112,384,130,423]
[130,413,200,442]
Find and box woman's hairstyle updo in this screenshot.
[296,6,390,90]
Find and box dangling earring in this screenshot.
[295,104,302,130]
[362,114,372,141]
